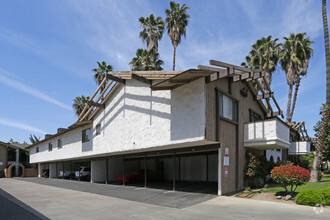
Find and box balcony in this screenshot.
[288,141,311,155]
[244,118,290,150]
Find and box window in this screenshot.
[58,138,63,149]
[96,124,101,136]
[82,128,91,143]
[219,92,238,122]
[36,147,39,153]
[48,142,53,151]
[249,109,262,122]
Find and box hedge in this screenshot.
[296,188,330,206]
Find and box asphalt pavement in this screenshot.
[0,178,329,220]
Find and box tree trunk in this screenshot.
[173,45,177,71]
[311,0,330,182]
[286,84,293,122]
[290,77,301,121]
[323,0,330,104]
[311,105,329,182]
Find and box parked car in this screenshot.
[58,170,75,179]
[116,169,155,184]
[75,166,91,181]
[41,169,49,178]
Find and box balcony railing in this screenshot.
[288,141,311,155]
[244,118,290,150]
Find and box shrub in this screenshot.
[244,152,269,188]
[271,165,310,193]
[296,189,330,206]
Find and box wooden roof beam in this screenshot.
[257,92,274,100]
[209,60,262,73]
[88,101,105,108]
[107,74,125,84]
[132,73,151,85]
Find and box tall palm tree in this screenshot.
[129,49,163,71]
[242,35,280,89]
[29,134,40,144]
[92,61,113,93]
[280,33,313,122]
[311,0,330,182]
[139,14,164,67]
[165,1,190,70]
[72,95,90,117]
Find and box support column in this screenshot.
[56,163,58,179]
[106,158,108,184]
[218,144,222,196]
[62,162,64,179]
[15,149,19,177]
[70,162,73,180]
[206,153,209,182]
[144,155,147,188]
[123,158,125,186]
[178,156,181,181]
[38,163,41,177]
[173,152,176,191]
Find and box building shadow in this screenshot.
[0,188,49,220]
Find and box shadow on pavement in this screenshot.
[0,188,49,220]
[18,178,217,208]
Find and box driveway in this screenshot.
[0,178,329,220]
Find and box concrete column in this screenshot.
[173,153,176,191]
[38,163,42,177]
[49,163,57,178]
[15,149,19,177]
[91,159,106,183]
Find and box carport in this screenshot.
[92,143,221,195]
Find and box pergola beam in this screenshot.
[107,74,126,84]
[88,101,105,108]
[132,73,151,85]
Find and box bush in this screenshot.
[296,189,330,206]
[271,165,310,193]
[244,152,270,188]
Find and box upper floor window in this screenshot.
[36,147,39,153]
[48,142,53,151]
[82,128,91,143]
[96,124,101,136]
[58,138,63,149]
[249,109,262,122]
[219,92,238,122]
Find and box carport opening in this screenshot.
[107,150,218,194]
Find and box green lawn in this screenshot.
[264,174,330,193]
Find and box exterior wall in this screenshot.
[288,141,311,155]
[266,149,282,162]
[0,144,7,173]
[29,78,206,164]
[206,78,265,194]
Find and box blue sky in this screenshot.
[0,0,326,143]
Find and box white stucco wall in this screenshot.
[288,141,311,155]
[30,78,206,163]
[244,118,290,149]
[266,149,282,162]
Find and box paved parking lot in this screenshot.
[0,178,329,220]
[18,177,217,208]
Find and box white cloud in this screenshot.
[0,70,72,111]
[0,117,46,134]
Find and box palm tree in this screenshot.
[242,36,280,87]
[129,49,163,71]
[92,61,113,93]
[311,0,330,182]
[280,33,313,122]
[139,14,164,67]
[29,134,40,144]
[165,1,190,70]
[72,95,90,117]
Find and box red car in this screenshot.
[116,169,155,184]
